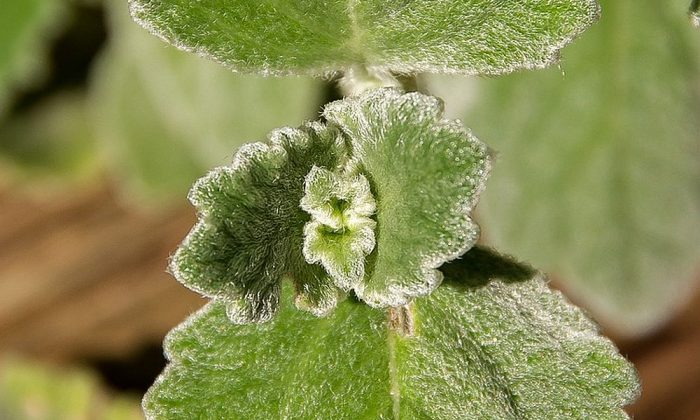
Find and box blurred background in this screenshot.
[0,0,698,418]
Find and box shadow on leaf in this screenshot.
[440,246,536,289]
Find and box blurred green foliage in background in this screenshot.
[0,0,65,117]
[90,0,323,202]
[0,0,325,202]
[0,357,141,420]
[0,0,697,339]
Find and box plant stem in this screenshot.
[389,304,415,337]
[338,65,404,96]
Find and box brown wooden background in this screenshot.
[1,182,698,419]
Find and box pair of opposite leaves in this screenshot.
[133,0,602,322]
[172,88,490,323]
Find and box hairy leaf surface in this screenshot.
[144,247,639,419]
[129,0,599,76]
[173,123,348,323]
[170,89,490,319]
[463,0,700,335]
[325,89,490,307]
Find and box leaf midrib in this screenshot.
[387,324,401,419]
[347,0,364,60]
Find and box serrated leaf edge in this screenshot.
[127,0,601,77]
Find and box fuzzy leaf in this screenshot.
[301,166,377,289]
[171,123,349,323]
[460,0,700,335]
[324,89,491,307]
[144,246,639,419]
[91,0,322,202]
[0,0,64,117]
[128,0,599,76]
[172,89,491,319]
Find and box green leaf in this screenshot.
[301,166,377,289]
[90,0,323,202]
[691,0,700,27]
[172,123,348,323]
[324,89,491,307]
[0,0,65,117]
[144,246,639,419]
[172,89,491,321]
[453,0,700,335]
[128,0,599,76]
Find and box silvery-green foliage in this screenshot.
[170,89,491,322]
[325,89,491,307]
[171,123,348,323]
[128,0,599,76]
[131,0,641,416]
[459,0,700,335]
[144,247,639,419]
[301,166,377,290]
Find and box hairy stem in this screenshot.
[338,65,403,96]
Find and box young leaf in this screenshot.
[457,0,700,335]
[128,0,599,76]
[0,0,64,117]
[171,123,349,323]
[301,166,377,289]
[171,89,489,319]
[324,89,491,307]
[91,0,323,202]
[143,246,639,419]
